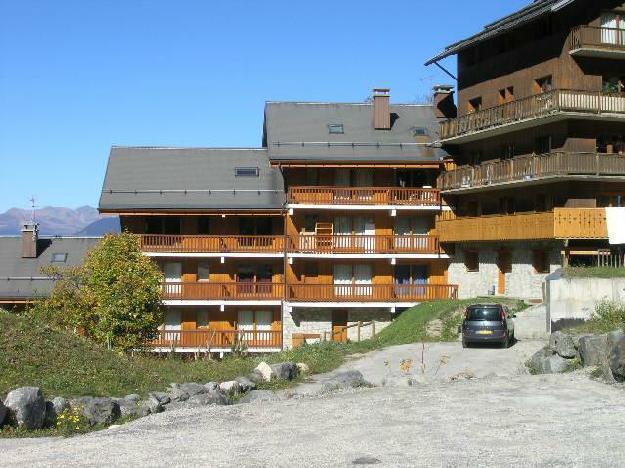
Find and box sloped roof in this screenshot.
[263,102,448,163]
[0,237,101,300]
[425,0,577,65]
[99,147,285,212]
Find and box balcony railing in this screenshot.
[436,208,608,242]
[437,152,625,191]
[440,90,625,140]
[289,234,440,254]
[140,235,285,253]
[570,26,625,52]
[287,283,458,302]
[162,282,285,300]
[147,329,282,349]
[287,186,440,206]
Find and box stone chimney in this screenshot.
[373,88,391,130]
[21,223,39,258]
[433,84,457,119]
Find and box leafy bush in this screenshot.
[56,406,89,437]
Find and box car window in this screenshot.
[466,307,501,321]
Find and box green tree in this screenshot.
[32,233,164,352]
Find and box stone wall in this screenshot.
[448,242,561,300]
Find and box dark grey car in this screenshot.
[461,304,515,348]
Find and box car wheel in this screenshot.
[462,339,468,348]
[502,337,509,349]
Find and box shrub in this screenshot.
[590,299,625,332]
[56,406,89,437]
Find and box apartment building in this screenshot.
[427,0,625,301]
[99,89,458,352]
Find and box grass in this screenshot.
[564,266,625,279]
[563,299,625,335]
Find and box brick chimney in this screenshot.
[21,223,39,258]
[433,84,457,119]
[373,88,391,130]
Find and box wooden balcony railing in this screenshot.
[289,234,440,254]
[147,329,282,349]
[436,208,608,242]
[140,235,285,253]
[287,283,458,302]
[570,26,625,51]
[162,282,285,300]
[440,90,625,140]
[437,152,625,191]
[287,186,440,206]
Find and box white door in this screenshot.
[354,216,375,252]
[354,264,373,296]
[333,264,352,296]
[412,217,431,251]
[334,216,352,250]
[394,217,411,250]
[164,262,182,296]
[164,309,181,340]
[602,13,618,44]
[238,310,254,343]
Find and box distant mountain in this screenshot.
[0,206,120,236]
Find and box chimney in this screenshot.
[433,84,457,119]
[21,223,39,258]
[373,88,391,130]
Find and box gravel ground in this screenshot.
[3,342,625,467]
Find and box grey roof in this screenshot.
[263,102,449,162]
[0,237,101,300]
[425,0,576,65]
[99,147,285,212]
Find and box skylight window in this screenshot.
[328,123,344,134]
[51,253,68,263]
[413,127,428,137]
[235,167,259,177]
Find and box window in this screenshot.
[535,136,552,154]
[197,310,209,328]
[601,13,625,45]
[147,216,180,235]
[197,217,210,235]
[533,250,550,274]
[51,253,68,263]
[534,76,553,94]
[305,168,319,185]
[235,167,259,177]
[464,251,479,272]
[499,197,515,215]
[501,144,515,159]
[412,127,428,137]
[328,123,344,134]
[498,87,514,104]
[603,76,624,94]
[197,262,210,281]
[304,262,319,279]
[468,97,482,114]
[303,215,318,233]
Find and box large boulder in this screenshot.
[529,348,571,374]
[186,391,230,407]
[254,362,274,382]
[609,334,625,382]
[238,390,280,404]
[0,401,7,426]
[148,392,171,406]
[168,382,206,402]
[322,371,372,392]
[113,396,150,418]
[270,362,299,381]
[219,381,241,396]
[44,397,69,428]
[296,362,311,375]
[141,395,164,414]
[549,331,576,359]
[234,376,256,393]
[204,382,219,392]
[578,334,609,367]
[3,387,46,430]
[72,397,121,426]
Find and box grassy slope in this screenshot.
[564,266,625,278]
[0,298,527,398]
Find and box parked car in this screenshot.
[461,303,515,348]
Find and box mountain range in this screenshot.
[0,206,120,236]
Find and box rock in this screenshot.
[382,376,416,387]
[529,348,571,374]
[186,391,230,407]
[609,334,625,382]
[234,376,256,393]
[353,456,382,465]
[219,381,241,396]
[322,371,372,392]
[3,387,46,430]
[0,401,7,426]
[238,390,280,404]
[204,382,219,392]
[124,394,141,403]
[44,397,69,428]
[72,397,121,426]
[549,331,576,359]
[270,362,299,381]
[247,371,264,384]
[168,382,206,402]
[296,363,311,375]
[148,392,171,405]
[254,362,274,382]
[141,395,163,414]
[114,397,149,418]
[578,335,609,367]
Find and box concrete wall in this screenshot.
[448,243,561,300]
[546,276,625,331]
[282,306,392,349]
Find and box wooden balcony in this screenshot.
[437,152,625,192]
[147,329,282,350]
[569,26,625,58]
[287,186,440,206]
[140,235,285,254]
[440,90,625,142]
[162,282,285,301]
[437,208,608,242]
[289,234,441,255]
[287,283,458,302]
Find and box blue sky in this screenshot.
[0,0,528,212]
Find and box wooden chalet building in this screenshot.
[99,89,459,352]
[427,0,625,300]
